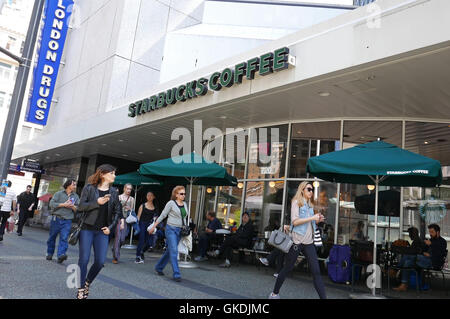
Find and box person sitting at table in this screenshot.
[351,221,367,241]
[208,212,254,268]
[194,211,222,262]
[394,224,447,292]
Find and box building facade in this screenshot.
[10,0,450,251]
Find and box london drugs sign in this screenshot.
[26,0,74,125]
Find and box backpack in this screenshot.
[327,244,351,283]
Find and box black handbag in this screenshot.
[180,216,191,237]
[68,212,86,246]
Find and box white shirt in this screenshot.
[0,188,17,212]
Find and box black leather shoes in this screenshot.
[57,255,68,264]
[46,255,52,261]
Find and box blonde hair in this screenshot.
[171,186,185,201]
[292,181,314,207]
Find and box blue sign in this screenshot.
[26,0,74,125]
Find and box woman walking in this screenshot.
[135,191,159,264]
[148,186,188,282]
[112,183,135,264]
[76,164,125,299]
[269,181,327,299]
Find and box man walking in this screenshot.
[16,185,37,236]
[0,181,17,241]
[46,179,79,263]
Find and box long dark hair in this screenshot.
[87,164,116,186]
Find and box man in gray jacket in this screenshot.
[46,179,79,263]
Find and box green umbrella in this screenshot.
[139,152,237,186]
[307,140,442,296]
[114,171,162,186]
[139,152,238,213]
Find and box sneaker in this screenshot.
[57,255,68,264]
[135,257,144,264]
[259,257,269,266]
[269,292,280,299]
[112,258,118,264]
[173,277,182,282]
[273,273,279,278]
[194,256,208,262]
[17,232,22,236]
[46,255,52,261]
[141,253,145,261]
[219,260,231,268]
[155,270,165,276]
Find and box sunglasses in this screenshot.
[306,187,314,192]
[179,193,186,196]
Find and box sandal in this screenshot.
[83,281,91,298]
[76,288,86,299]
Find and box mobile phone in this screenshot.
[69,197,75,204]
[104,194,111,198]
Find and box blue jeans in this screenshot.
[400,254,433,283]
[155,225,181,279]
[46,216,72,257]
[78,230,109,288]
[136,220,155,257]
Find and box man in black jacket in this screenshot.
[16,185,37,236]
[208,212,254,268]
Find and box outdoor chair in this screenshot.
[422,249,449,296]
[349,240,383,292]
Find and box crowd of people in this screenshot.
[0,165,448,299]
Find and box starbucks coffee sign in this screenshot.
[128,47,291,118]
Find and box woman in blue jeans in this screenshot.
[269,181,327,299]
[148,186,188,282]
[135,191,159,263]
[76,164,124,299]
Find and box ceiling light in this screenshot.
[45,156,50,159]
[318,92,330,97]
[293,154,296,158]
[367,185,375,191]
[313,181,320,188]
[122,154,128,157]
[237,182,244,189]
[157,149,162,152]
[206,187,213,194]
[297,130,302,134]
[118,139,124,142]
[424,141,429,145]
[55,154,60,156]
[269,181,276,188]
[219,116,227,119]
[151,132,157,135]
[101,143,107,146]
[138,151,144,154]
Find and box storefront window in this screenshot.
[217,186,243,229]
[403,122,450,238]
[289,121,340,178]
[244,180,284,237]
[38,159,82,197]
[222,130,248,180]
[247,125,288,179]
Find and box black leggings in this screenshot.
[273,243,327,299]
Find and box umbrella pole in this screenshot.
[372,176,379,296]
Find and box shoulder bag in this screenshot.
[268,225,293,253]
[176,201,191,237]
[68,212,86,246]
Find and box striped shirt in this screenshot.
[0,188,17,212]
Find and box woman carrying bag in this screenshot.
[269,181,327,299]
[76,164,125,299]
[148,186,188,282]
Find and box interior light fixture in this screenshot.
[313,181,320,188]
[318,92,330,97]
[367,185,375,191]
[237,182,244,189]
[269,181,276,188]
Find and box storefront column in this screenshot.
[280,123,292,226]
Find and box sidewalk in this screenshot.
[0,226,447,299]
